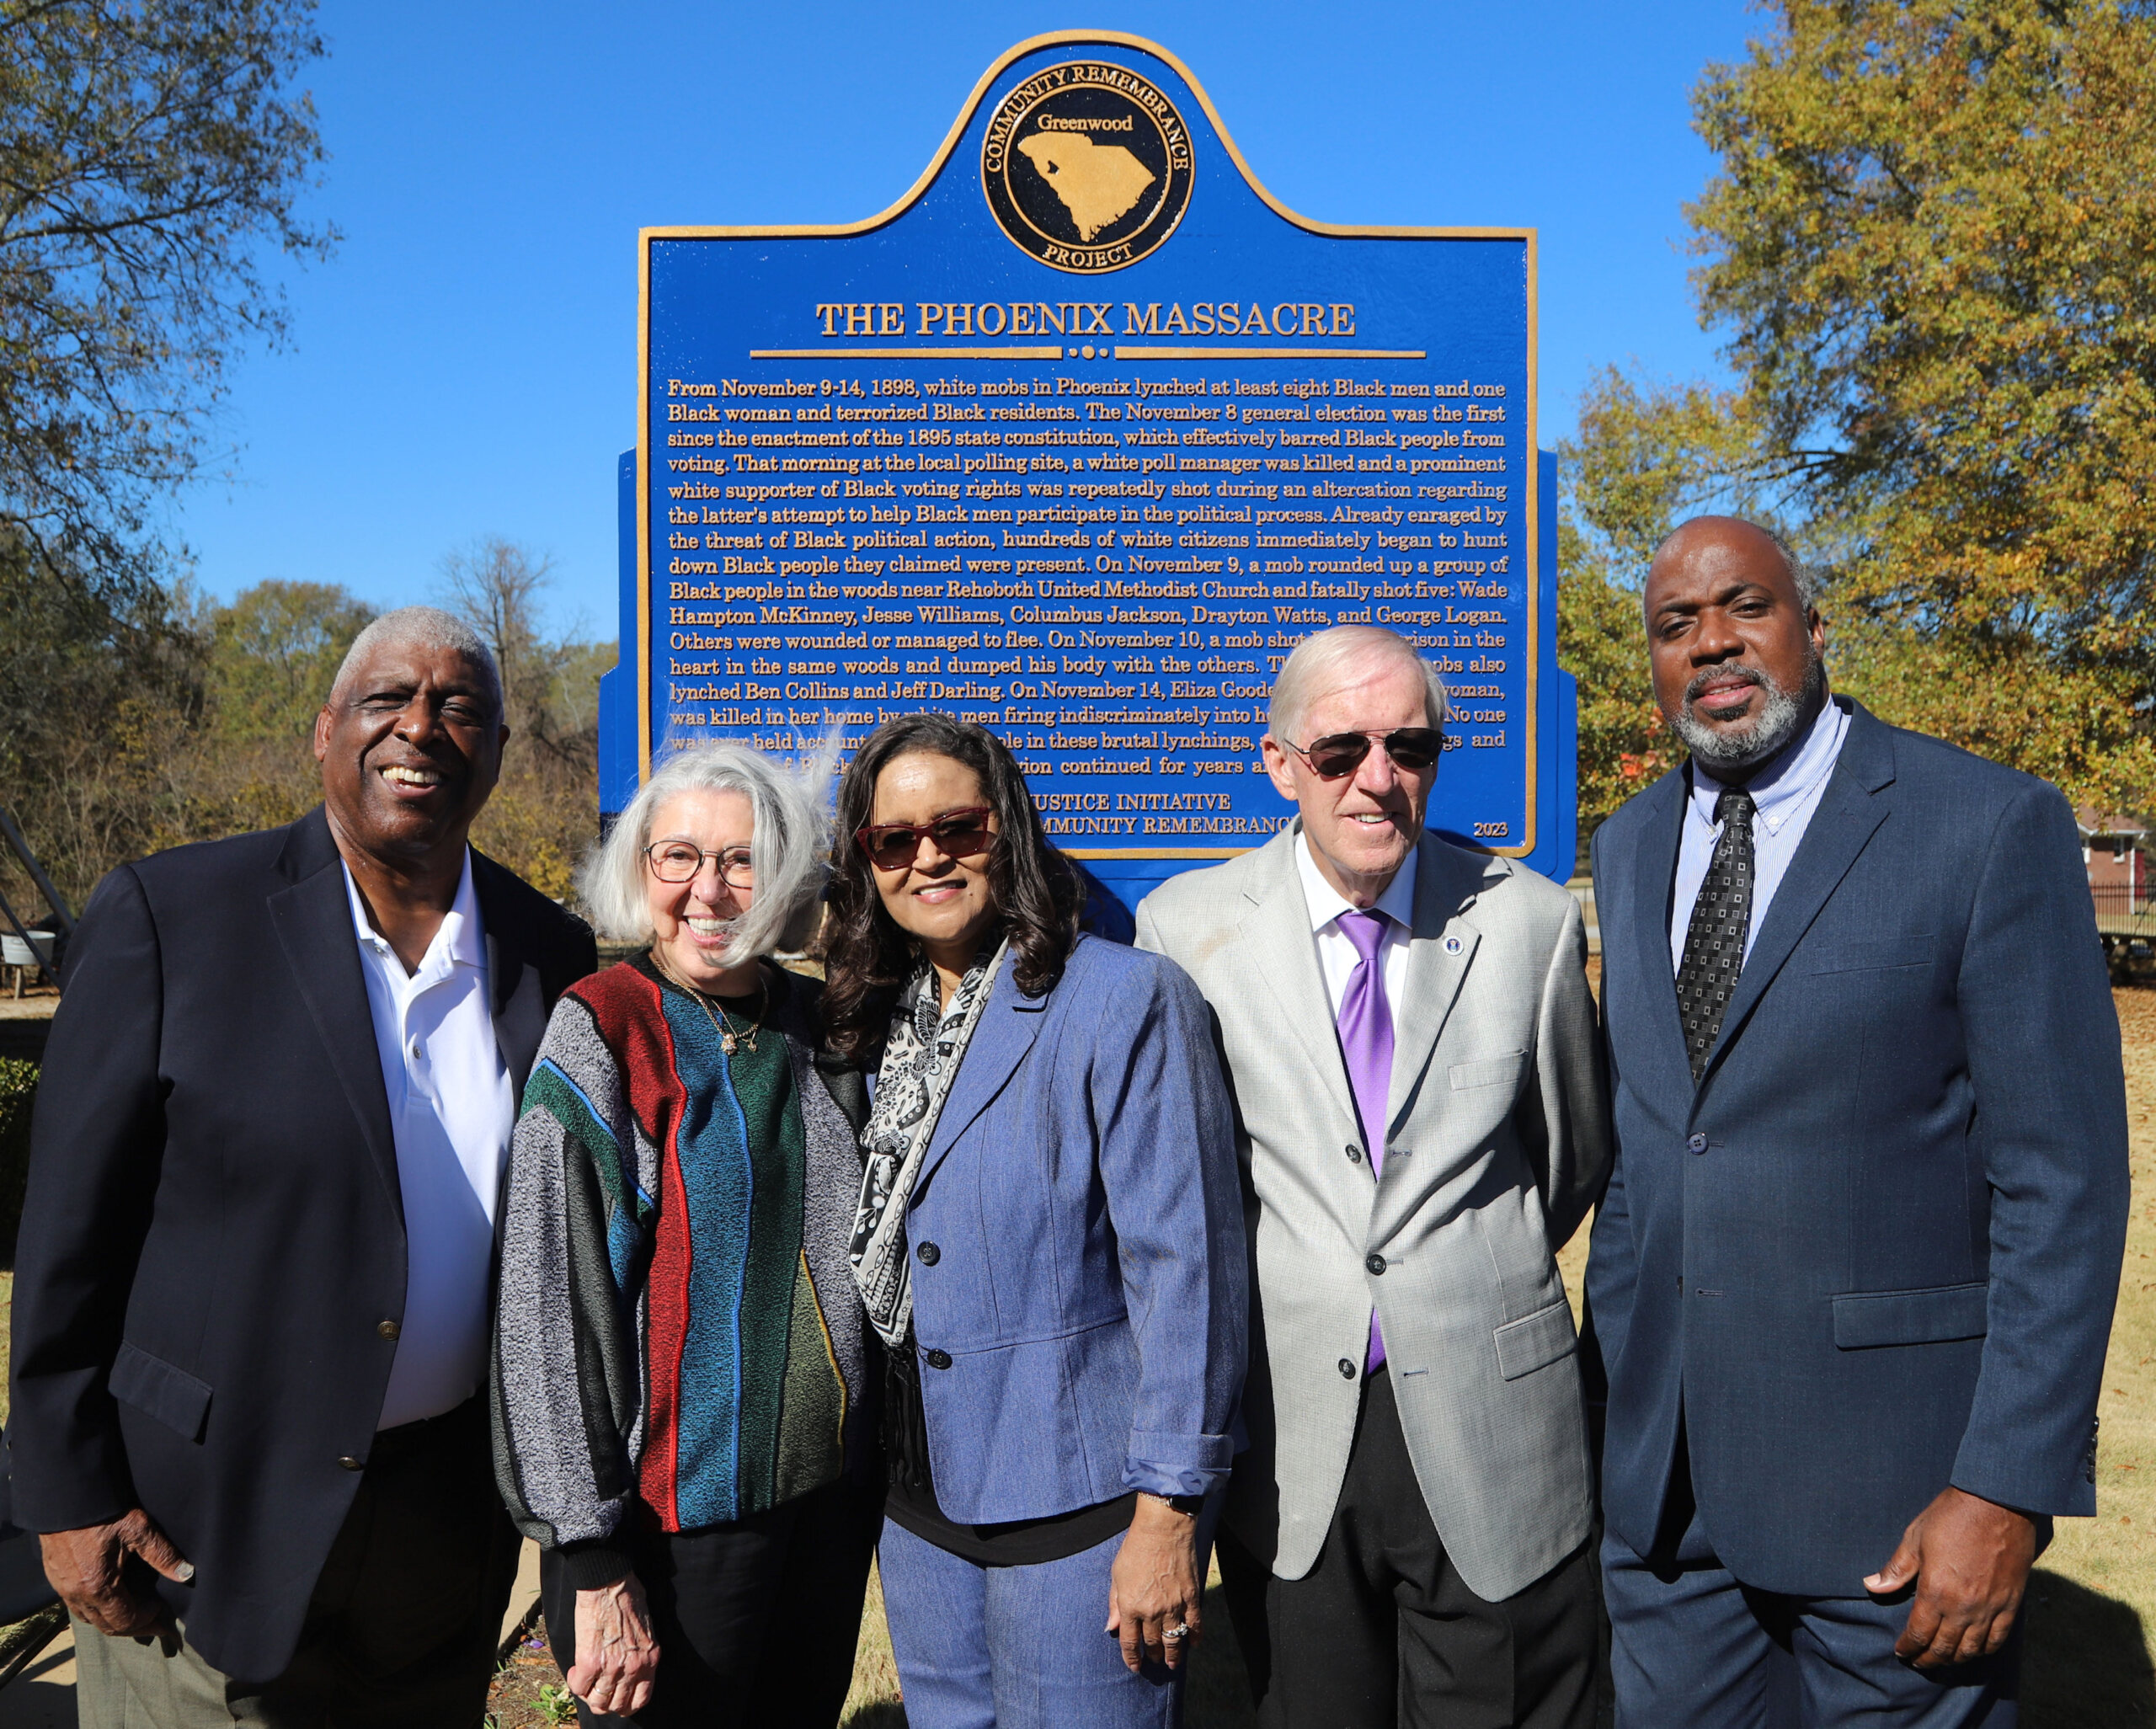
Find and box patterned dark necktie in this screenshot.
[1675,787,1756,1081]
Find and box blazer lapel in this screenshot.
[487,936,547,1092]
[472,856,547,1089]
[1630,766,1691,1074]
[1236,829,1359,1134]
[265,810,403,1225]
[1382,841,1490,1138]
[910,964,1046,1196]
[1697,701,1897,1086]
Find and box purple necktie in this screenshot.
[1337,909,1395,1372]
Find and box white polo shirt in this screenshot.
[344,851,518,1430]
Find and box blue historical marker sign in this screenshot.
[598,31,1577,906]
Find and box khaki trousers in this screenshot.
[72,1399,517,1728]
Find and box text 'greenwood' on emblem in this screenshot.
[981,61,1194,273]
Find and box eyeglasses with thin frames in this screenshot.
[644,842,755,889]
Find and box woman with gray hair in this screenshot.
[490,742,879,1727]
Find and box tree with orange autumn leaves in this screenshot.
[1561,0,2156,829]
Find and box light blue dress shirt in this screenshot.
[1669,695,1851,974]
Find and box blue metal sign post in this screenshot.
[598,32,1576,907]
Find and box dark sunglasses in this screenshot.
[1283,727,1444,779]
[854,806,996,872]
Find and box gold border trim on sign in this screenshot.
[638,29,1541,860]
[748,345,1065,360]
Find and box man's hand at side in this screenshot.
[1865,1486,2037,1669]
[40,1509,195,1637]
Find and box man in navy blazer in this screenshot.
[9,610,595,1724]
[1587,517,2129,1726]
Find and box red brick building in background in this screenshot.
[2079,808,2148,919]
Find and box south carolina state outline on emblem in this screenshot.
[980,61,1194,273]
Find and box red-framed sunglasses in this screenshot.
[1282,727,1444,779]
[853,806,996,872]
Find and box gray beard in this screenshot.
[1671,656,1822,772]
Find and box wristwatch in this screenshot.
[1148,1492,1206,1516]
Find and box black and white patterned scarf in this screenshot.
[848,940,1008,1348]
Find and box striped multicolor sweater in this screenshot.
[491,957,872,1581]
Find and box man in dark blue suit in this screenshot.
[1587,517,2129,1726]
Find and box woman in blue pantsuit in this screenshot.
[824,713,1246,1728]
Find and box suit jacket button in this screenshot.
[1365,1252,1387,1275]
[925,1348,953,1370]
[376,1319,401,1339]
[1337,1358,1356,1379]
[1688,1133,1709,1153]
[337,1455,365,1471]
[915,1241,940,1266]
[1345,1142,1363,1164]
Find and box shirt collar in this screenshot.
[343,848,484,980]
[1296,830,1421,935]
[1690,694,1849,838]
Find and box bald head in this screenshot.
[1648,516,1820,614]
[1643,515,1827,780]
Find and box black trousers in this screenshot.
[271,1395,520,1721]
[1218,1368,1599,1729]
[541,1476,883,1729]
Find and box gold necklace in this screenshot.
[708,983,766,1054]
[655,952,767,1054]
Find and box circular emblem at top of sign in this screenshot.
[981,61,1194,274]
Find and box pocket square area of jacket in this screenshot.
[1804,932,1935,975]
[1449,1050,1529,1091]
[109,1340,213,1442]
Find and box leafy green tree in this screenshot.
[0,532,205,899]
[205,579,375,741]
[1666,0,2156,808]
[0,0,332,584]
[0,0,332,905]
[1561,533,1669,831]
[1557,368,1779,825]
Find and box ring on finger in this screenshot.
[1164,1622,1191,1641]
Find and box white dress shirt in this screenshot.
[1669,695,1850,973]
[1297,833,1419,1027]
[345,851,517,1430]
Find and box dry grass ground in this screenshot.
[2019,987,2156,1724]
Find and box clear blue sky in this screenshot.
[170,0,1759,641]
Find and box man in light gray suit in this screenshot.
[1136,625,1609,1729]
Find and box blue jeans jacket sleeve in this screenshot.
[1091,955,1248,1499]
